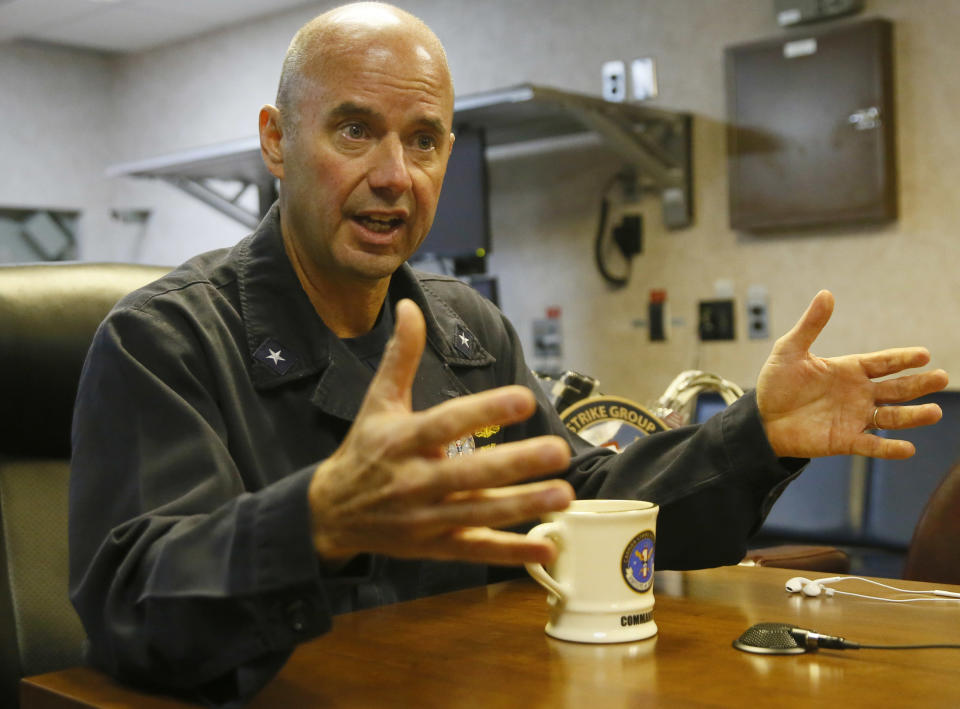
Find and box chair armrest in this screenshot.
[740,544,850,574]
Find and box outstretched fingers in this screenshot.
[409,479,575,541]
[363,298,427,410]
[394,385,541,457]
[426,437,571,496]
[858,347,933,379]
[774,290,834,357]
[850,432,916,460]
[873,368,950,404]
[421,527,563,566]
[873,403,943,431]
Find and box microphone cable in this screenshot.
[789,627,960,651]
[857,643,960,650]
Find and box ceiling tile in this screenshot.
[0,0,103,42]
[26,3,214,53]
[0,0,317,52]
[131,0,315,25]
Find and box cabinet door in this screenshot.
[726,18,896,231]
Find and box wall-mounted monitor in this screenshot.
[418,126,490,260]
[466,274,499,307]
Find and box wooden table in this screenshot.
[22,565,960,708]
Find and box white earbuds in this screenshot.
[784,576,808,593]
[784,575,960,603]
[802,581,833,597]
[784,576,846,593]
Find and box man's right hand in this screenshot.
[307,298,574,566]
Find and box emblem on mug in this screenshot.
[621,530,655,593]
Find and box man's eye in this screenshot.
[341,123,366,139]
[415,134,437,151]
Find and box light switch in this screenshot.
[631,57,658,101]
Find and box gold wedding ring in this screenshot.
[872,406,882,430]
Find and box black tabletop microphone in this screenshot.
[732,623,857,655]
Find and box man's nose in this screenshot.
[367,135,413,197]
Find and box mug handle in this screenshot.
[523,521,570,600]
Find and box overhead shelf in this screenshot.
[106,83,693,229]
[106,136,272,229]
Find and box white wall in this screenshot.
[3,0,959,404]
[0,41,117,259]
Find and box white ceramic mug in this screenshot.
[525,499,659,643]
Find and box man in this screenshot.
[69,2,947,705]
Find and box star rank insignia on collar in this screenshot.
[453,324,477,358]
[253,337,297,375]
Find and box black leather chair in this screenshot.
[862,393,960,549]
[0,262,169,708]
[903,460,960,584]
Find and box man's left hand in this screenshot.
[757,290,949,460]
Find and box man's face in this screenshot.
[277,34,454,286]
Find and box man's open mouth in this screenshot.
[354,215,405,233]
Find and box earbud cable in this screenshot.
[818,576,960,596]
[831,589,960,603]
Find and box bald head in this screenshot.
[276,2,452,134]
[258,0,457,295]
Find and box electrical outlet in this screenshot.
[602,60,626,102]
[746,285,769,340]
[698,300,735,341]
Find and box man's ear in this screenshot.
[259,105,285,180]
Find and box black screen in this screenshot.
[466,275,499,307]
[419,127,490,259]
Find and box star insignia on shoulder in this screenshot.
[253,338,297,375]
[453,324,477,358]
